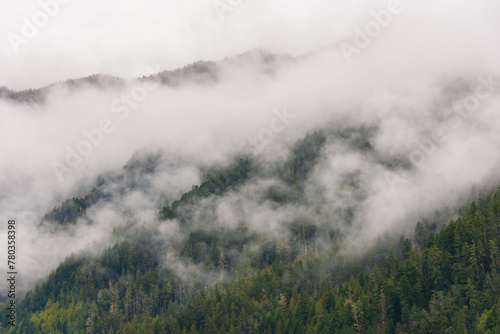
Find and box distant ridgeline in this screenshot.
[0,50,292,106]
[0,86,45,104]
[0,75,125,105]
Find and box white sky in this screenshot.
[2,0,496,90]
[0,0,360,89]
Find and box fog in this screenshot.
[1,0,500,292]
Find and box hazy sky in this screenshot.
[1,0,497,90]
[0,0,351,89]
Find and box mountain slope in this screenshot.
[2,148,499,333]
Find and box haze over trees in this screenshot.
[1,124,500,332]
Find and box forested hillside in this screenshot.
[1,149,499,333]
